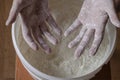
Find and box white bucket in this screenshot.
[11,0,117,80]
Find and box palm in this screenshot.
[64,0,120,58]
[6,0,61,53]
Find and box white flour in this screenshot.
[18,0,109,78]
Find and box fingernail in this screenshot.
[68,43,72,48]
[52,39,58,45]
[45,48,51,54]
[31,43,38,51]
[89,49,96,57]
[74,56,79,60]
[89,52,93,57]
[56,29,62,36]
[6,20,9,26]
[64,32,68,37]
[74,51,81,60]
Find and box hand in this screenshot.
[6,0,61,53]
[64,0,120,58]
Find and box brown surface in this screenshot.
[0,0,120,80]
[16,57,33,80]
[0,0,15,80]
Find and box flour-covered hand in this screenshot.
[6,0,61,53]
[64,0,120,58]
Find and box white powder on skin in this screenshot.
[17,0,109,78]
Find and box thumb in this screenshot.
[107,6,120,28]
[6,0,21,26]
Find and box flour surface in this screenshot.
[18,0,109,78]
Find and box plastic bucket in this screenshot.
[11,0,117,80]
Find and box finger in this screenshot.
[31,27,51,54]
[40,22,58,45]
[68,27,86,48]
[38,35,51,54]
[64,18,82,37]
[6,0,21,26]
[106,4,120,27]
[21,20,38,50]
[89,29,103,56]
[46,14,62,35]
[74,29,94,59]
